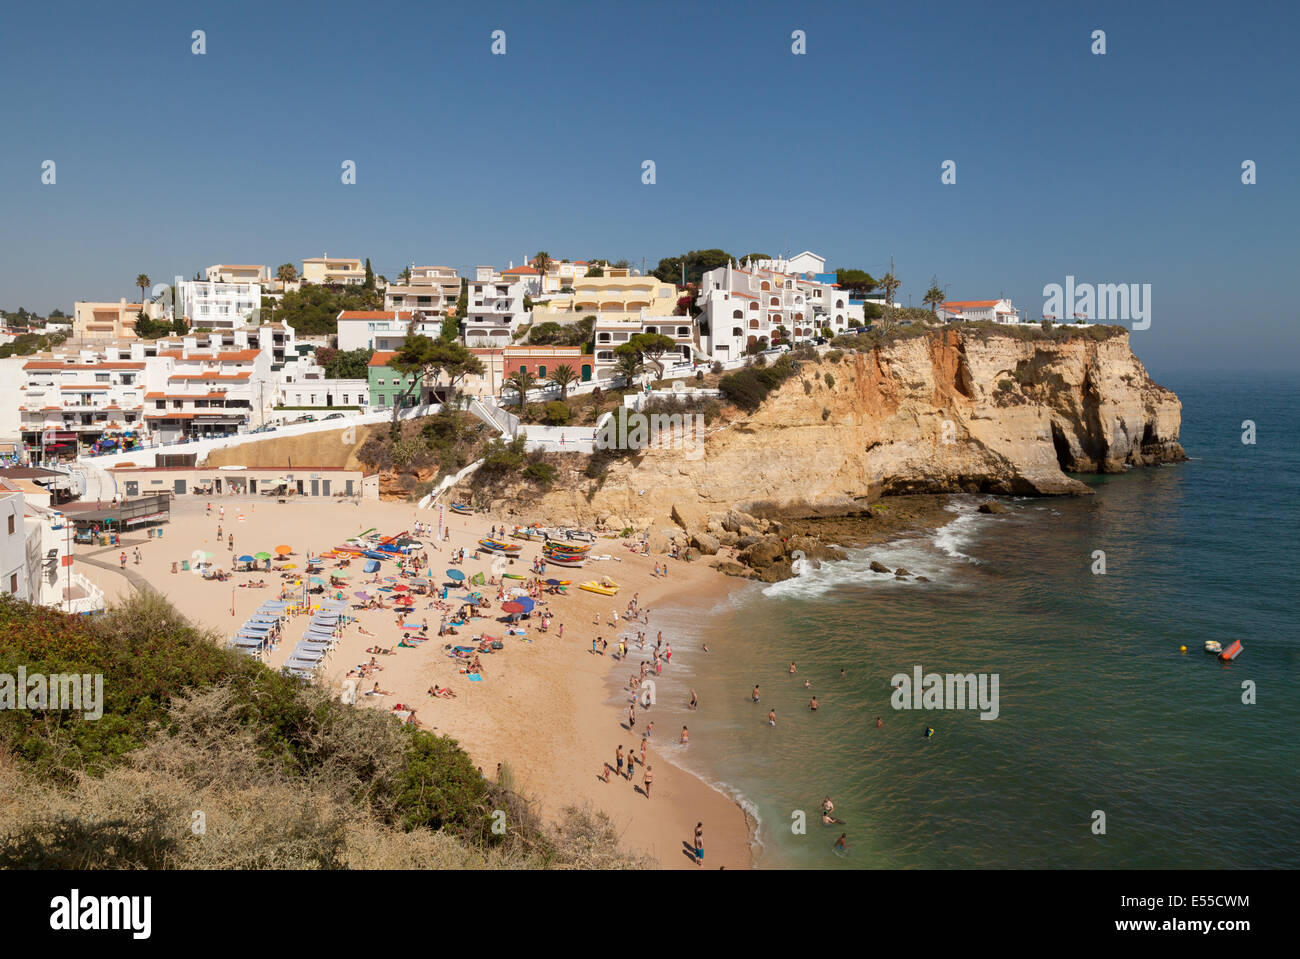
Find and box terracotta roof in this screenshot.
[167,372,252,381]
[368,351,398,367]
[502,266,539,275]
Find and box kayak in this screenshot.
[579,580,620,596]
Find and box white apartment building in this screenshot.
[751,251,827,277]
[19,357,150,455]
[276,353,369,409]
[178,279,262,330]
[0,481,103,613]
[463,278,529,348]
[335,311,442,352]
[384,266,460,316]
[696,261,862,361]
[18,324,294,452]
[937,299,1020,324]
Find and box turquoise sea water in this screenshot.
[638,372,1300,869]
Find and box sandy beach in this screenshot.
[73,494,753,869]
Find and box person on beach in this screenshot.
[616,746,624,778]
[789,661,797,675]
[680,726,689,745]
[767,708,776,726]
[664,642,672,663]
[876,716,883,728]
[626,750,635,781]
[834,834,848,851]
[694,823,704,865]
[643,765,653,799]
[752,684,760,703]
[628,704,636,731]
[810,696,819,711]
[640,737,648,767]
[688,689,698,710]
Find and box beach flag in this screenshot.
[438,503,445,541]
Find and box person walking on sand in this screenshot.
[768,708,777,727]
[643,765,653,798]
[616,745,624,778]
[119,551,127,569]
[688,689,698,710]
[626,750,635,781]
[752,684,761,703]
[628,703,636,731]
[680,725,689,745]
[694,823,704,865]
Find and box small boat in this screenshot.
[546,557,587,568]
[502,573,527,580]
[560,528,596,543]
[544,541,590,554]
[1204,640,1223,654]
[450,503,473,515]
[511,528,549,542]
[579,579,620,595]
[478,538,521,555]
[1218,639,1243,662]
[362,550,389,561]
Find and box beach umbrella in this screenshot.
[254,551,272,560]
[544,578,564,586]
[445,569,465,582]
[501,601,524,614]
[309,576,326,585]
[516,597,535,612]
[281,563,297,570]
[275,544,292,555]
[238,554,254,563]
[354,591,369,599]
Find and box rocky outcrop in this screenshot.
[525,327,1184,530]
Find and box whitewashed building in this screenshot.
[178,279,262,330]
[937,299,1019,324]
[277,353,369,409]
[464,277,529,348]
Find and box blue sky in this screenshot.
[1,0,1296,375]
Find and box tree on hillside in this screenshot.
[835,269,877,296]
[532,251,552,292]
[172,317,190,336]
[650,249,732,287]
[318,347,375,379]
[620,332,677,379]
[277,263,298,286]
[364,258,375,290]
[504,368,536,409]
[879,271,900,311]
[923,277,945,315]
[741,252,771,262]
[136,274,151,302]
[389,335,447,434]
[548,364,577,400]
[614,349,644,388]
[399,265,412,283]
[586,265,604,277]
[441,343,484,406]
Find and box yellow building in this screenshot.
[71,299,169,339]
[301,255,365,286]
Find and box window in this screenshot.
[8,574,16,594]
[7,515,13,534]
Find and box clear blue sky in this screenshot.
[2,0,1296,375]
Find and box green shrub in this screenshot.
[542,401,570,425]
[523,461,557,486]
[479,436,527,477]
[823,372,835,388]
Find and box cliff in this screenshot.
[513,326,1184,530]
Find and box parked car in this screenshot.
[323,412,345,420]
[813,336,828,345]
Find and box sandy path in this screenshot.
[74,494,752,869]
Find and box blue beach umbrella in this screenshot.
[445,569,466,582]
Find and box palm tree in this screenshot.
[276,263,298,288]
[548,364,577,400]
[614,350,644,388]
[532,251,552,295]
[505,368,536,409]
[135,274,151,303]
[880,271,900,313]
[923,276,945,315]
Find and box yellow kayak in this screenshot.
[579,580,620,595]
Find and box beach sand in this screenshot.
[73,494,752,869]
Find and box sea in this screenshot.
[639,371,1300,869]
